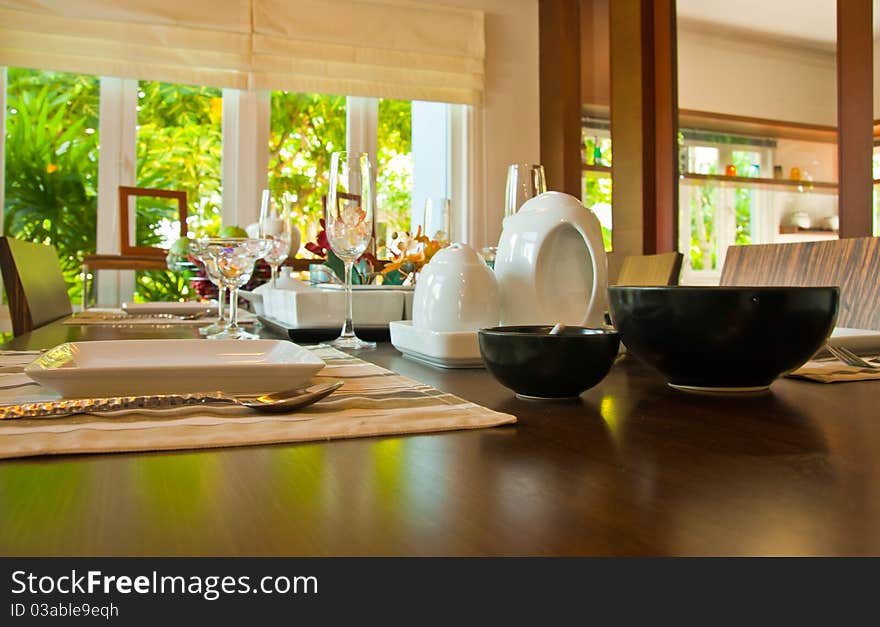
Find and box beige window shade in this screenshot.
[0,0,485,104]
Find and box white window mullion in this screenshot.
[94,77,137,306]
[346,96,379,254]
[222,89,270,229]
[449,104,482,247]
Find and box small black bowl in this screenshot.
[608,286,839,393]
[478,326,620,399]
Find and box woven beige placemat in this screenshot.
[0,346,515,459]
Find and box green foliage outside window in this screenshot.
[581,134,612,251]
[377,99,413,247]
[3,68,99,304]
[134,80,224,302]
[268,92,347,252]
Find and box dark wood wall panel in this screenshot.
[539,0,582,197]
[720,238,880,330]
[836,0,874,238]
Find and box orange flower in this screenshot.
[46,164,58,174]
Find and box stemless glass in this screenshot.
[259,190,294,289]
[204,238,270,340]
[191,238,228,337]
[326,151,376,350]
[505,164,547,218]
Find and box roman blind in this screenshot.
[0,0,485,104]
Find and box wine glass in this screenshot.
[203,238,270,340]
[505,164,547,218]
[326,151,376,350]
[423,197,452,245]
[259,190,295,288]
[190,238,228,337]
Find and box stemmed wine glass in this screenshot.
[505,164,547,218]
[259,190,295,288]
[202,238,270,340]
[326,151,375,350]
[190,238,228,337]
[423,197,452,245]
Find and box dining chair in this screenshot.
[720,237,880,330]
[81,186,188,308]
[615,252,683,286]
[0,236,73,336]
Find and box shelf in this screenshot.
[680,172,838,193]
[582,164,612,174]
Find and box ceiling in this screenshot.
[676,0,880,47]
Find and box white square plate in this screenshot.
[121,301,218,316]
[25,339,324,397]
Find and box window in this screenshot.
[3,67,99,303]
[134,80,223,301]
[376,98,413,250]
[2,68,446,307]
[268,91,346,255]
[581,122,612,251]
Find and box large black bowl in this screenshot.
[478,326,620,399]
[608,286,839,392]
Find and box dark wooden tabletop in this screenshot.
[2,319,879,556]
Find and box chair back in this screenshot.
[720,237,880,330]
[0,237,73,336]
[615,252,683,286]
[119,186,188,257]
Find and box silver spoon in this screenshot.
[549,323,566,335]
[0,380,344,420]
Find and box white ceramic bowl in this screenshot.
[412,244,500,332]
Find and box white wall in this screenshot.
[418,0,541,248]
[678,21,838,126]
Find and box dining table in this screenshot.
[2,317,879,556]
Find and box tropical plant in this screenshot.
[3,68,99,304]
[268,92,347,254]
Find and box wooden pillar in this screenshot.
[539,0,582,197]
[837,0,874,238]
[609,0,678,257]
[647,0,678,253]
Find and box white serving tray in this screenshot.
[25,339,324,397]
[389,320,484,369]
[258,281,407,328]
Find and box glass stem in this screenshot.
[217,285,226,323]
[271,264,279,289]
[228,286,239,333]
[340,260,355,339]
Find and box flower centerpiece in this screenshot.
[304,218,376,285]
[380,226,444,285]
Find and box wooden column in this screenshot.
[646,0,678,253]
[837,0,874,238]
[539,0,582,197]
[609,0,678,257]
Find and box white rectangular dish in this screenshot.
[389,320,484,369]
[121,301,218,316]
[259,282,406,328]
[24,339,324,397]
[827,327,880,355]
